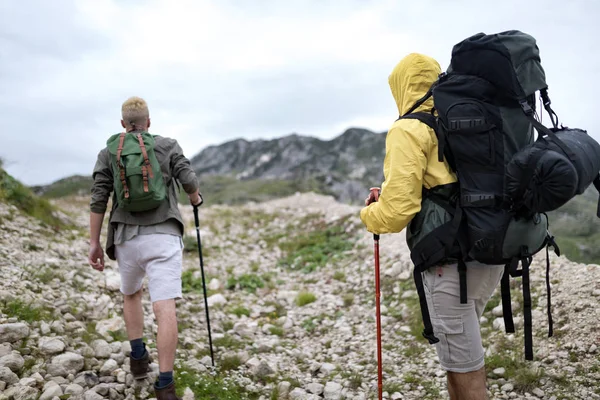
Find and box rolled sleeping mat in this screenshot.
[506,128,600,213]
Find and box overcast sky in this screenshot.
[1,0,598,185]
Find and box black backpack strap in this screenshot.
[501,258,517,334]
[413,267,440,344]
[398,112,447,163]
[521,253,534,361]
[545,233,560,338]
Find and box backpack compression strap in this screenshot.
[136,133,153,193]
[116,133,130,199]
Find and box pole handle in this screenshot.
[370,187,380,241]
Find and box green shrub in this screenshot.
[296,291,317,307]
[227,274,265,293]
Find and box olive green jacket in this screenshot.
[90,133,199,260]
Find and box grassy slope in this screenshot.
[0,165,67,230]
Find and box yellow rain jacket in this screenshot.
[360,53,457,234]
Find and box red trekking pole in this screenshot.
[369,187,383,400]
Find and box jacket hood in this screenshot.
[389,53,441,116]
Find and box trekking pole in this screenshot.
[193,205,215,367]
[369,187,383,400]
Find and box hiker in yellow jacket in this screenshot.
[361,53,503,400]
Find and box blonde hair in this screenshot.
[121,96,149,129]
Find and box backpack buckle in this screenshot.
[520,100,534,116]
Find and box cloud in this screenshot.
[1,0,598,185]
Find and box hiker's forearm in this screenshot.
[90,212,105,245]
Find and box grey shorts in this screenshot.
[114,233,183,303]
[422,262,504,373]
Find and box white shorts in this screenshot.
[422,262,504,373]
[114,233,183,303]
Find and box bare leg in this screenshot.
[123,289,144,340]
[447,366,488,400]
[153,299,178,372]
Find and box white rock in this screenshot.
[0,343,10,357]
[100,359,118,375]
[0,352,24,372]
[39,384,63,400]
[0,366,19,384]
[104,269,121,291]
[92,339,112,359]
[200,356,214,366]
[51,352,84,375]
[95,317,124,338]
[384,262,404,277]
[208,278,221,291]
[64,384,84,396]
[501,383,514,391]
[493,367,505,376]
[0,323,29,343]
[4,385,39,400]
[320,362,336,376]
[19,377,37,387]
[493,318,505,331]
[492,305,504,317]
[83,390,104,400]
[278,381,291,397]
[182,387,195,400]
[532,388,545,397]
[306,382,324,395]
[590,344,597,353]
[39,337,66,355]
[250,360,274,378]
[323,381,342,399]
[40,321,51,335]
[207,293,227,306]
[391,393,404,400]
[290,387,309,399]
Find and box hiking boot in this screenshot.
[154,381,181,400]
[129,351,151,380]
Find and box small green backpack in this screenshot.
[106,132,167,212]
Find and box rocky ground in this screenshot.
[0,192,599,400]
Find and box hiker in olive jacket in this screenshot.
[88,97,202,400]
[361,54,503,400]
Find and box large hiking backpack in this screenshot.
[106,132,167,212]
[400,30,600,360]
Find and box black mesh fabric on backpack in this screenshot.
[401,30,600,361]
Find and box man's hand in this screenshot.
[89,243,105,271]
[365,187,381,206]
[189,190,203,207]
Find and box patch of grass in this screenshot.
[107,329,128,343]
[264,301,287,319]
[296,291,317,307]
[182,269,204,293]
[226,274,265,293]
[2,299,52,323]
[341,371,363,390]
[342,293,354,307]
[219,355,243,372]
[182,235,198,254]
[229,306,250,318]
[269,326,285,337]
[33,175,94,198]
[32,268,64,284]
[333,271,346,282]
[174,366,255,399]
[213,334,244,350]
[278,219,355,273]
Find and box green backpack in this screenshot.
[106,132,167,212]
